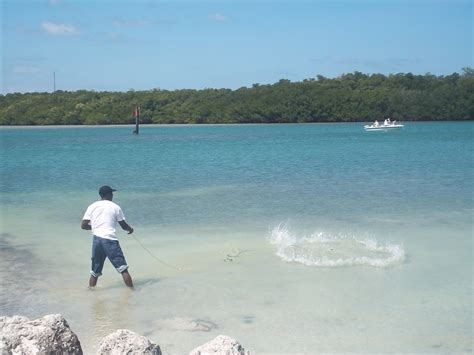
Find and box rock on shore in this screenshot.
[97,329,161,355]
[189,335,247,355]
[0,314,83,354]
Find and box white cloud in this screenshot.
[209,13,228,22]
[41,21,78,35]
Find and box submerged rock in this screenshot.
[189,335,248,355]
[97,329,161,355]
[156,317,218,332]
[0,314,83,354]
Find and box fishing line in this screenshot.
[131,234,185,271]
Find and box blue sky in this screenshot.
[1,0,472,93]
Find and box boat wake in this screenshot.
[267,223,405,268]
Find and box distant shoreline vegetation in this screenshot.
[1,69,473,125]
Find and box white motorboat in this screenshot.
[364,122,404,131]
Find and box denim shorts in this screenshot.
[90,236,128,278]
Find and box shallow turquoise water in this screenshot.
[0,122,472,354]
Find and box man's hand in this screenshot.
[119,220,134,235]
[81,219,91,230]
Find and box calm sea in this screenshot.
[0,122,472,354]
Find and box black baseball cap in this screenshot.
[99,185,117,196]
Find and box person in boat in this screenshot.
[384,119,388,125]
[374,119,379,127]
[81,186,135,288]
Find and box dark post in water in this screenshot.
[133,106,140,134]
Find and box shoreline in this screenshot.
[0,120,472,129]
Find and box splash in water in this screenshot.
[267,223,405,267]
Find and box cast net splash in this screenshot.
[267,223,405,268]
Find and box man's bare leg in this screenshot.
[121,270,134,288]
[89,275,98,288]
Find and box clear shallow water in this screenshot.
[0,122,472,354]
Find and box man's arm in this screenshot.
[81,219,91,230]
[118,220,134,234]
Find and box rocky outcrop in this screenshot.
[0,314,83,354]
[1,314,249,355]
[189,335,247,355]
[96,329,161,355]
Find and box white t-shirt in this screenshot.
[83,200,125,240]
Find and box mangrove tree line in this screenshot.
[1,69,473,125]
